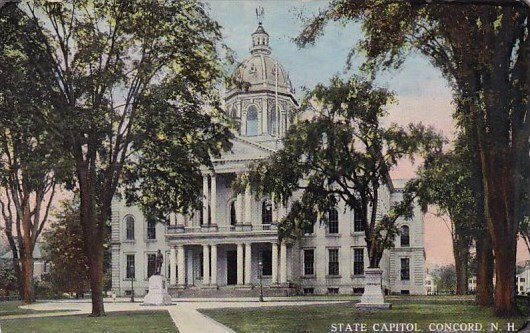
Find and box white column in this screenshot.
[262,99,268,134]
[271,242,279,284]
[177,245,185,286]
[271,194,277,223]
[280,241,287,284]
[237,243,244,285]
[170,246,177,285]
[202,244,210,285]
[169,213,176,226]
[244,184,251,224]
[210,175,217,225]
[202,175,209,225]
[211,244,217,286]
[244,243,252,285]
[236,193,243,225]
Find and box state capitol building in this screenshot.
[110,21,426,298]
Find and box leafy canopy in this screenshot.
[245,76,444,267]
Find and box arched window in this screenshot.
[328,209,339,234]
[400,225,410,247]
[268,103,277,135]
[262,200,273,225]
[125,216,135,240]
[246,105,259,136]
[230,201,237,226]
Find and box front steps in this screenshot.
[168,285,294,298]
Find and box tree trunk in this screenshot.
[78,162,106,317]
[453,237,469,295]
[86,240,105,317]
[19,255,35,303]
[475,231,494,307]
[480,148,517,316]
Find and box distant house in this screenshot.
[468,275,477,293]
[516,261,530,295]
[0,243,49,281]
[425,270,437,295]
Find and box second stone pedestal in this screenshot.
[355,268,391,309]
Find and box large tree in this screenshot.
[414,132,489,297]
[245,76,443,271]
[0,7,69,303]
[2,0,233,315]
[296,0,528,315]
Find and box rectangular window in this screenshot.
[400,258,410,281]
[303,288,314,295]
[353,288,364,295]
[303,249,315,276]
[147,254,156,278]
[327,287,339,295]
[353,248,364,276]
[126,254,135,279]
[522,278,526,283]
[328,212,339,234]
[303,222,314,235]
[147,220,156,240]
[328,249,339,276]
[353,211,364,232]
[260,250,272,276]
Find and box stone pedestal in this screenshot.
[143,275,172,306]
[355,268,391,309]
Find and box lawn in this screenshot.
[0,311,178,333]
[200,296,529,333]
[0,301,73,316]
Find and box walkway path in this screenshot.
[5,297,348,333]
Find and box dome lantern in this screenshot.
[250,23,271,55]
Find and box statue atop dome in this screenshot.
[256,6,265,25]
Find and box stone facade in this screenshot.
[111,22,426,297]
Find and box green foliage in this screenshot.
[0,262,18,296]
[244,76,444,267]
[412,132,481,244]
[41,198,90,295]
[432,265,457,294]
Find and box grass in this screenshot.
[0,311,178,333]
[0,301,74,316]
[200,296,529,333]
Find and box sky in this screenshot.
[205,0,529,267]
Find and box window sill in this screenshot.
[123,278,136,281]
[301,275,316,279]
[326,275,342,279]
[123,240,136,244]
[145,239,157,243]
[301,234,315,238]
[350,232,364,236]
[351,274,365,279]
[325,233,341,237]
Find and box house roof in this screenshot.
[0,242,44,260]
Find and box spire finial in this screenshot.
[256,6,265,25]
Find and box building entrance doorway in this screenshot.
[226,250,237,285]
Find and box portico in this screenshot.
[166,239,289,289]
